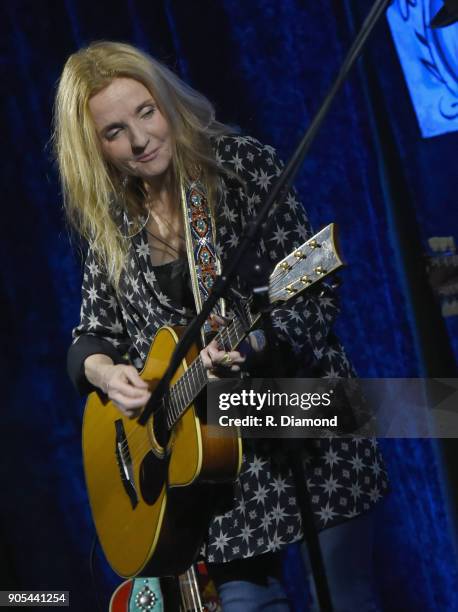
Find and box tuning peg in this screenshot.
[314,266,327,275]
[279,261,291,271]
[308,240,321,249]
[294,250,306,259]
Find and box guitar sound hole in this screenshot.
[140,451,168,505]
[152,408,171,448]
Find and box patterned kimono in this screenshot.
[68,135,388,564]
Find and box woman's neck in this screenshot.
[143,168,174,210]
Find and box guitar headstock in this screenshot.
[269,223,344,303]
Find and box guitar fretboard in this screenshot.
[165,300,258,429]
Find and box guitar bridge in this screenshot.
[114,419,138,509]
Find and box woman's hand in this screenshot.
[100,364,151,418]
[84,354,151,418]
[200,338,246,378]
[200,315,246,378]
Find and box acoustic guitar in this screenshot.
[82,223,343,578]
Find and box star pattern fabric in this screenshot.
[69,135,388,564]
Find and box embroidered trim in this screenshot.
[181,179,224,343]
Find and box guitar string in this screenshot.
[189,565,204,611]
[179,572,188,612]
[180,571,189,612]
[180,566,203,612]
[185,566,199,612]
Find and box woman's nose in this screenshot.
[130,126,149,153]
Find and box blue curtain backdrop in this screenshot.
[1,1,457,610]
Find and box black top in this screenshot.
[152,258,195,313]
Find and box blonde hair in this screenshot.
[53,40,235,287]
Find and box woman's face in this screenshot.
[89,77,173,184]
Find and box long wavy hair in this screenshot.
[53,41,235,287]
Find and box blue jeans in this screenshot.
[302,510,381,612]
[217,577,291,612]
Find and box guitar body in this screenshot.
[82,326,242,578]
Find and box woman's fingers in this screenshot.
[201,340,246,372]
[104,364,151,416]
[106,365,149,395]
[109,386,150,418]
[210,313,231,327]
[111,379,150,399]
[211,349,246,366]
[122,366,149,389]
[110,387,150,405]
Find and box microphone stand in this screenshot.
[139,1,391,609]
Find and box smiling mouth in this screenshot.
[136,148,160,162]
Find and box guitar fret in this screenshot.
[232,319,242,345]
[185,366,193,404]
[234,320,243,343]
[197,357,207,387]
[178,383,185,418]
[196,360,204,391]
[167,358,202,429]
[176,378,186,418]
[188,361,198,401]
[169,386,177,427]
[169,382,180,429]
[165,392,173,429]
[225,327,233,350]
[168,387,175,416]
[186,367,193,401]
[181,372,189,412]
[228,324,236,347]
[182,367,191,409]
[219,328,230,352]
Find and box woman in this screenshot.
[55,41,388,611]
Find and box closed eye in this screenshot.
[140,106,155,119]
[105,127,123,140]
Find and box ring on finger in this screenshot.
[221,353,232,366]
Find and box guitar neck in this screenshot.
[178,566,206,612]
[166,301,258,430]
